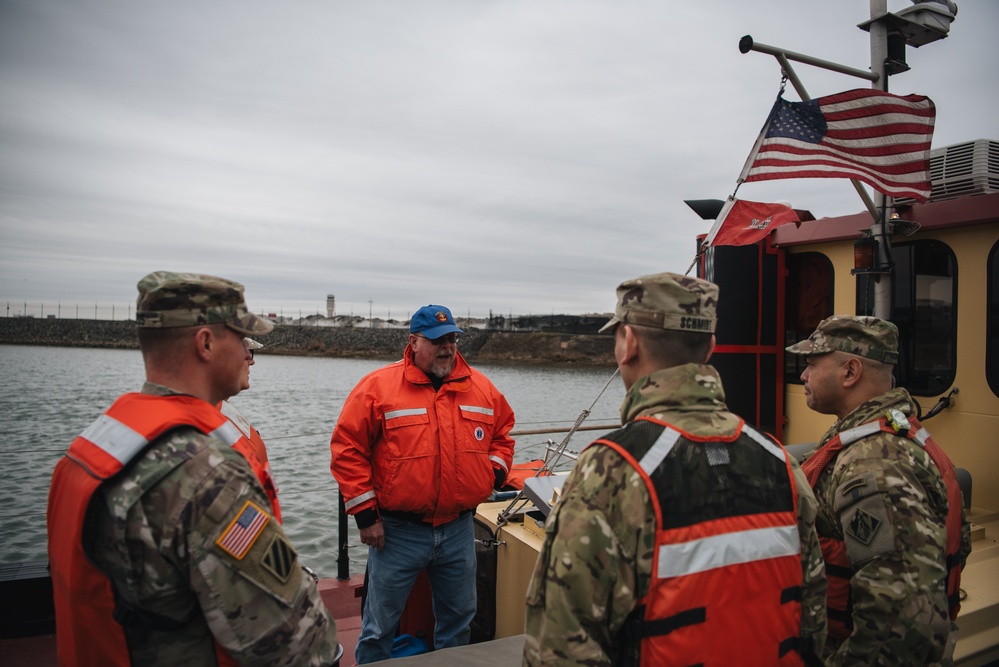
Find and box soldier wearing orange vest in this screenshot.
[47,271,339,666]
[524,273,827,666]
[787,315,971,666]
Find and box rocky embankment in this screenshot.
[0,318,615,365]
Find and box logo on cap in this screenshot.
[436,311,448,322]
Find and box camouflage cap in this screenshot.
[598,272,718,334]
[135,271,274,336]
[785,315,898,364]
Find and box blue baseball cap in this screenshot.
[410,305,463,339]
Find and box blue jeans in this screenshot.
[354,512,477,664]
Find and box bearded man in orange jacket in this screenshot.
[330,304,516,664]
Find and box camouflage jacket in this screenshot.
[805,387,972,667]
[88,382,338,666]
[523,364,826,666]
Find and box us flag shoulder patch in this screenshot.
[216,500,270,560]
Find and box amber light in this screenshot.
[853,236,879,271]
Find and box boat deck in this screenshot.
[954,508,999,666]
[2,510,996,666]
[0,573,365,667]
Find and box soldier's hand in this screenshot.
[359,522,385,551]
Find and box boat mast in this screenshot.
[868,0,892,319]
[741,0,959,319]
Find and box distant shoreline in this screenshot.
[0,318,616,366]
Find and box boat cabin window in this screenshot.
[988,239,999,398]
[784,252,834,384]
[857,239,957,397]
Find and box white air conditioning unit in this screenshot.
[895,138,999,205]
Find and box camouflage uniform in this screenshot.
[788,316,972,666]
[801,388,971,666]
[524,272,826,667]
[51,272,338,666]
[87,382,338,665]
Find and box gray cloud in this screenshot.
[2,0,996,319]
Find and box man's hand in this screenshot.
[359,521,385,550]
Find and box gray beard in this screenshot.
[429,357,455,378]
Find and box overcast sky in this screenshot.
[1,0,996,320]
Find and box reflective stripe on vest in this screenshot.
[658,524,800,578]
[79,414,149,465]
[637,427,681,474]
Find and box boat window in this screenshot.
[988,240,999,398]
[858,239,957,396]
[784,252,834,385]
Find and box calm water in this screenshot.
[0,344,623,577]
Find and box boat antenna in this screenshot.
[495,366,620,527]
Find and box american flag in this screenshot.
[217,501,269,559]
[738,89,935,202]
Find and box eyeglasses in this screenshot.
[242,337,262,359]
[416,333,459,346]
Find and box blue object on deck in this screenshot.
[391,634,429,658]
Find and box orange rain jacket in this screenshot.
[47,393,246,667]
[330,350,516,527]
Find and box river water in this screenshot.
[0,344,623,577]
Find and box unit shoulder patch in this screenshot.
[261,534,298,583]
[847,507,882,545]
[838,489,896,565]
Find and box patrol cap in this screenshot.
[135,271,274,336]
[785,315,899,364]
[410,304,463,339]
[598,272,718,334]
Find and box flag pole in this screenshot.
[685,194,738,276]
[736,93,782,186]
[701,196,738,249]
[868,0,892,320]
[686,83,783,277]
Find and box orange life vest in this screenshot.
[599,417,806,667]
[47,393,249,667]
[801,413,964,640]
[220,400,282,522]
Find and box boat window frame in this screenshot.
[987,239,999,398]
[783,251,835,385]
[858,239,958,397]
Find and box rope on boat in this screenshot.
[495,367,621,529]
